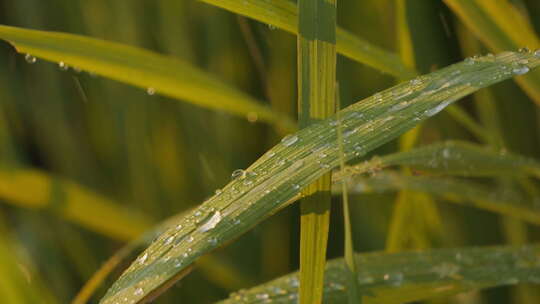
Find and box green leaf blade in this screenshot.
[100,51,540,304]
[217,245,540,304]
[0,25,295,131]
[200,0,416,78]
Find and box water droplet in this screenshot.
[513,66,529,75]
[24,54,37,64]
[432,262,460,278]
[186,236,194,243]
[518,47,530,53]
[389,101,409,112]
[134,287,144,296]
[534,50,540,57]
[164,236,174,245]
[281,134,298,147]
[139,253,148,264]
[199,211,222,232]
[256,293,269,300]
[442,148,450,158]
[58,61,69,71]
[268,24,276,30]
[215,189,222,195]
[424,100,451,117]
[146,87,156,95]
[231,169,246,180]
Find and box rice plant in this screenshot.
[0,1,539,304]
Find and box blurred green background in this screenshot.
[0,0,539,303]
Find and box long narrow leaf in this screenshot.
[199,0,416,78]
[337,141,540,179]
[0,168,152,240]
[0,25,295,131]
[216,244,540,303]
[100,51,540,303]
[445,0,540,105]
[339,172,540,226]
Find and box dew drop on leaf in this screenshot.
[199,211,222,232]
[281,134,298,146]
[58,61,69,71]
[24,54,37,64]
[231,169,246,180]
[513,66,530,75]
[139,253,148,264]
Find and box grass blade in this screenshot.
[73,211,251,304]
[199,0,416,78]
[445,0,540,105]
[296,0,337,302]
[99,51,540,304]
[339,172,540,226]
[336,88,360,303]
[337,141,540,179]
[216,244,540,303]
[0,25,295,131]
[0,168,153,240]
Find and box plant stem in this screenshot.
[297,0,337,303]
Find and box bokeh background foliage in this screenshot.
[0,0,539,303]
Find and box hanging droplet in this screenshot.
[24,54,37,64]
[146,87,156,95]
[58,61,69,71]
[134,287,144,296]
[281,134,298,147]
[534,50,540,57]
[424,100,451,117]
[513,66,529,75]
[268,24,276,30]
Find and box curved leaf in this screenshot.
[0,25,295,131]
[337,141,540,179]
[200,0,416,78]
[216,244,540,303]
[100,51,540,303]
[339,172,540,226]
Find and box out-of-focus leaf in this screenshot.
[199,0,416,78]
[337,172,540,226]
[0,168,153,241]
[99,51,540,304]
[216,244,540,303]
[0,25,295,131]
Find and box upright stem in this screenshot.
[297,0,337,303]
